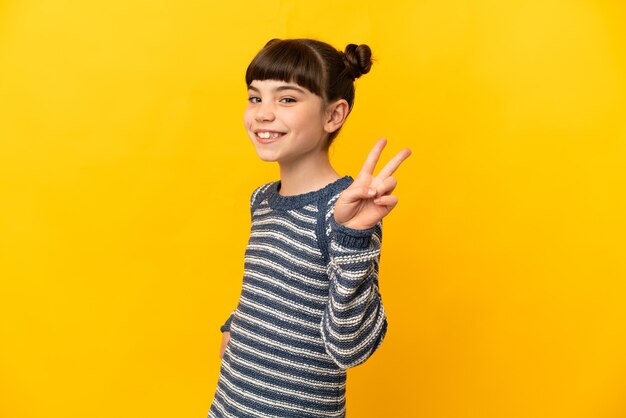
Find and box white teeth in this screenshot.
[257,131,281,139]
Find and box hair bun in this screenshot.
[342,44,372,79]
[264,38,281,48]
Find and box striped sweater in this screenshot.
[208,176,387,418]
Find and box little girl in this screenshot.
[208,38,411,418]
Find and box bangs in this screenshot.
[245,40,325,97]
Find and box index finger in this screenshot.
[358,138,388,177]
[373,147,412,183]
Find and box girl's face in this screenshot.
[244,79,330,165]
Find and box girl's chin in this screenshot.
[252,149,280,162]
[257,155,279,162]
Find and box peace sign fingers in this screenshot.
[373,146,412,187]
[356,138,388,180]
[334,138,411,230]
[358,138,411,181]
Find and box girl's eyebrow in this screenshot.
[275,85,306,94]
[247,84,307,94]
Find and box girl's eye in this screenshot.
[279,97,297,103]
[248,96,261,104]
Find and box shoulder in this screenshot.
[320,176,353,205]
[318,177,383,251]
[248,181,278,219]
[249,181,276,207]
[315,177,355,253]
[319,176,353,222]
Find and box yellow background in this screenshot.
[1,1,625,417]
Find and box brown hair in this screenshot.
[245,39,373,143]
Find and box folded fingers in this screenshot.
[373,194,399,211]
[374,176,397,198]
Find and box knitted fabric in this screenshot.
[208,176,387,418]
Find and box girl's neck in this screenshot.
[278,154,341,196]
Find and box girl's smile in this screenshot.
[254,129,285,143]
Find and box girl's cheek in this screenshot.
[243,111,253,127]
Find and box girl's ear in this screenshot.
[324,99,350,134]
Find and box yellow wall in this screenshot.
[1,1,625,417]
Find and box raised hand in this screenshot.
[334,138,412,230]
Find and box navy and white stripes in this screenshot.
[209,176,387,418]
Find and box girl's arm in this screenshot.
[219,331,231,359]
[321,219,386,369]
[321,139,410,369]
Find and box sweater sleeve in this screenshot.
[219,312,234,333]
[320,217,387,369]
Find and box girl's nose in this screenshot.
[255,102,275,122]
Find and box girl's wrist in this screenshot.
[331,218,377,249]
[338,220,375,231]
